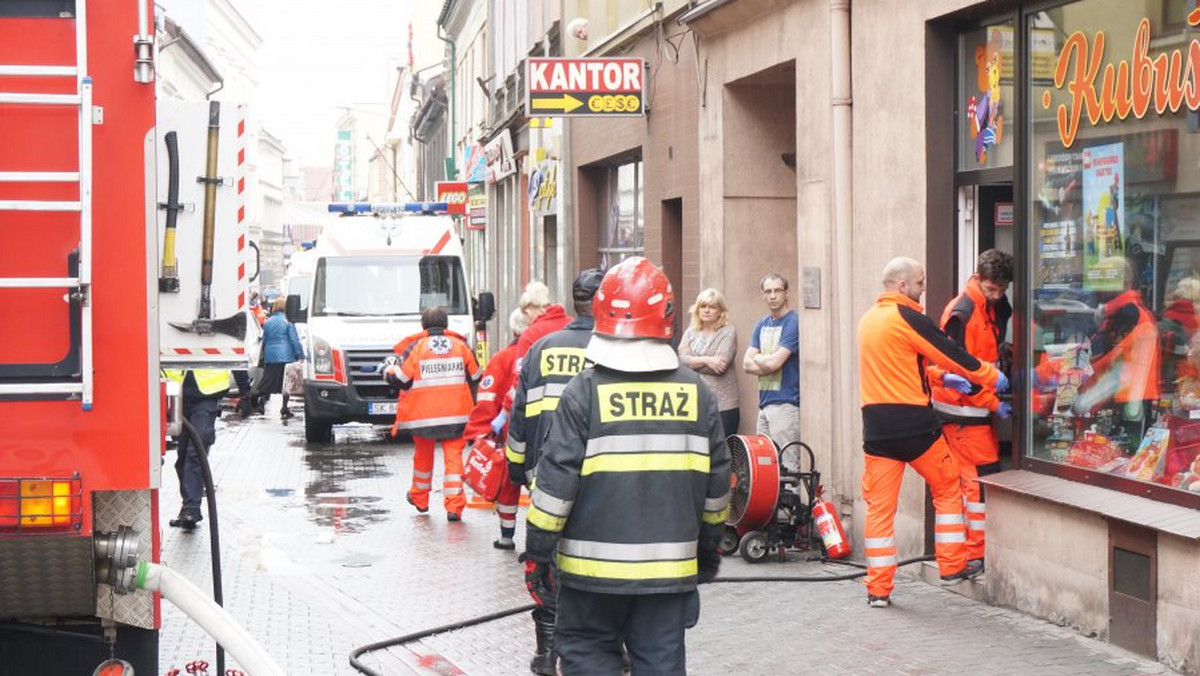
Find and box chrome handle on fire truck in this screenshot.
[0,277,80,288]
[0,92,83,105]
[0,65,78,77]
[0,172,81,182]
[0,200,83,212]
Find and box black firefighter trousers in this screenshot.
[555,586,700,676]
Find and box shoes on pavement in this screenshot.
[493,538,516,550]
[940,558,984,585]
[280,408,295,420]
[406,493,428,514]
[169,509,202,530]
[867,594,891,608]
[447,512,462,522]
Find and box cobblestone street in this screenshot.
[157,409,1178,675]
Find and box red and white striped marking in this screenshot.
[168,347,246,356]
[236,106,247,311]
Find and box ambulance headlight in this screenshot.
[313,336,334,375]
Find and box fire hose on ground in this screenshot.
[347,555,935,676]
[164,418,285,676]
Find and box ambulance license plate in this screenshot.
[368,401,397,415]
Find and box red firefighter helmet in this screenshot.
[593,257,674,340]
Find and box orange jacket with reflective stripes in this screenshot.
[929,276,1011,422]
[392,329,480,439]
[858,292,999,443]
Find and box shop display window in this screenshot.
[958,21,1015,171]
[1027,0,1200,497]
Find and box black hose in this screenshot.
[347,555,936,674]
[349,603,536,676]
[181,417,225,676]
[711,555,933,582]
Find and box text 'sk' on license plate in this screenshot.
[368,401,398,415]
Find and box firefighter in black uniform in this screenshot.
[524,257,731,675]
[506,267,603,675]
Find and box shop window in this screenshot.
[1027,0,1200,499]
[597,160,644,269]
[957,21,1015,171]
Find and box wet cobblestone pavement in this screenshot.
[158,408,1178,675]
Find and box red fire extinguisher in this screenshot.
[812,486,850,559]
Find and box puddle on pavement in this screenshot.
[306,494,389,534]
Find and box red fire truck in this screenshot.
[1,2,263,673]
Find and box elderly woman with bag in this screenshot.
[251,298,305,419]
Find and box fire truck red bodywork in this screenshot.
[1,3,163,671]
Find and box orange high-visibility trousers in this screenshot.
[861,436,967,598]
[409,436,468,514]
[941,423,997,563]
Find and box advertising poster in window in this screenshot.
[1081,142,1126,291]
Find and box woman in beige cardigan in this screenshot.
[677,288,741,436]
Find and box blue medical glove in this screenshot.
[996,401,1013,419]
[995,370,1010,394]
[491,410,508,436]
[942,373,974,394]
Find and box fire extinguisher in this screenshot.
[812,486,850,559]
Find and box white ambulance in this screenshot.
[286,202,494,442]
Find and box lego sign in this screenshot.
[526,57,645,117]
[436,181,469,215]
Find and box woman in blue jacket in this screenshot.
[252,298,305,419]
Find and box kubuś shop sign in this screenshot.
[1045,9,1200,148]
[526,57,645,117]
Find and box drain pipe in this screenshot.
[830,0,856,516]
[133,561,286,676]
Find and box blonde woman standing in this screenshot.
[678,288,741,436]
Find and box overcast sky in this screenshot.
[232,0,413,167]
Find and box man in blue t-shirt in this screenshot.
[742,272,800,449]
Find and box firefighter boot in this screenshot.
[530,614,556,676]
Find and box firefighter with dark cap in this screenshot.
[506,266,604,674]
[523,257,731,675]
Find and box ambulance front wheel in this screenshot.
[305,415,333,443]
[738,531,770,564]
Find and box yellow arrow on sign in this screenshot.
[531,94,584,113]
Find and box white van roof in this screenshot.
[314,208,462,259]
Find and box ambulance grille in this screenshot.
[344,349,396,400]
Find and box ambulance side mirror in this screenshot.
[474,292,496,323]
[285,294,306,323]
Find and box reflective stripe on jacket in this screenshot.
[163,369,231,397]
[392,329,480,439]
[524,364,732,595]
[507,316,594,485]
[858,292,998,444]
[929,277,1010,424]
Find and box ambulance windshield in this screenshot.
[310,255,469,317]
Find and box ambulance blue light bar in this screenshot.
[328,202,449,215]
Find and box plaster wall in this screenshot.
[1156,534,1200,674]
[986,491,1109,636]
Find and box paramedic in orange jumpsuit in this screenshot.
[857,257,1007,608]
[928,249,1013,569]
[385,306,481,520]
[463,309,530,548]
[1079,274,1159,440]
